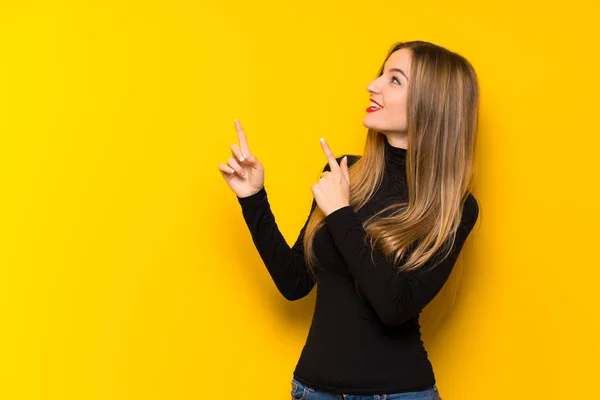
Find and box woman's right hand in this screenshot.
[217,120,265,198]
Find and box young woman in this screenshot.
[217,40,480,400]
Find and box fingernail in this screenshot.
[320,138,324,142]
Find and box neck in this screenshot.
[383,135,407,174]
[384,134,407,150]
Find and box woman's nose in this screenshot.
[367,81,379,94]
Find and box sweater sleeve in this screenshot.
[324,194,480,326]
[236,187,320,301]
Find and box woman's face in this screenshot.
[363,48,411,135]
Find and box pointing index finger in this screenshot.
[320,138,339,172]
[234,120,251,156]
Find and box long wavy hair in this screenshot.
[303,41,480,280]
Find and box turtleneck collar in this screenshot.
[383,136,407,174]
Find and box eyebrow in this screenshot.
[386,67,409,81]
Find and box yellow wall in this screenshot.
[1,0,598,398]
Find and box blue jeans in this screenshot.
[291,378,441,400]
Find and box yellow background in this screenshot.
[1,0,598,398]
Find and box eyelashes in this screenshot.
[391,76,401,85]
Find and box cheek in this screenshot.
[385,91,406,107]
[385,97,407,116]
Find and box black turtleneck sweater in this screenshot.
[236,138,479,395]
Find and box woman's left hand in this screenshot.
[311,138,350,217]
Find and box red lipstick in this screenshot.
[366,98,383,112]
[370,99,383,108]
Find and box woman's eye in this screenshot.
[391,77,401,85]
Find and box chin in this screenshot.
[362,117,379,130]
[363,118,406,134]
[363,119,388,132]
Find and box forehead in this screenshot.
[384,48,411,72]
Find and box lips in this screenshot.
[369,98,383,108]
[366,98,383,113]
